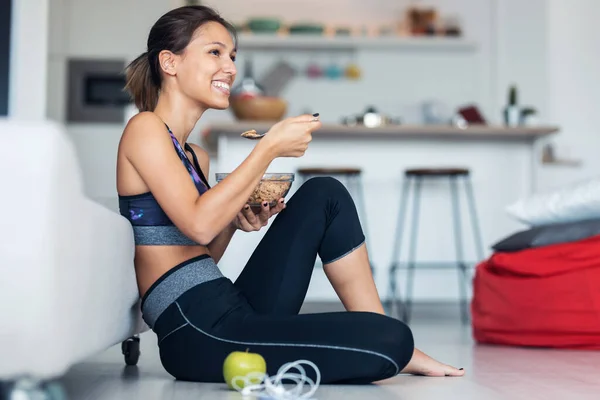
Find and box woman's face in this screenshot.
[168,21,237,110]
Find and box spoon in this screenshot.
[240,129,265,140]
[240,114,320,140]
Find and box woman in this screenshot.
[117,5,464,384]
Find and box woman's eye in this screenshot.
[230,55,236,62]
[210,49,220,56]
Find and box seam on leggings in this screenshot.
[158,322,189,345]
[322,239,365,265]
[174,302,399,375]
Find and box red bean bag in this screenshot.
[471,234,600,350]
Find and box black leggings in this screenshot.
[147,177,415,384]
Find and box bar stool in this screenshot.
[388,167,484,324]
[297,167,374,274]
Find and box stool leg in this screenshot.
[298,173,309,187]
[449,176,469,324]
[388,176,411,318]
[463,175,485,262]
[404,176,422,323]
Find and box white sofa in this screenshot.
[0,120,146,396]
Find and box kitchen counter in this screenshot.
[203,121,560,303]
[204,122,559,142]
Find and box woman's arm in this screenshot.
[207,223,237,263]
[187,143,237,263]
[122,112,276,245]
[122,112,319,246]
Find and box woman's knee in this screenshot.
[377,317,414,373]
[298,176,351,202]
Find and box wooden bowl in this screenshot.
[229,96,287,121]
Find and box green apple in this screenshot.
[223,348,267,390]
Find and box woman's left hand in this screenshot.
[232,198,286,232]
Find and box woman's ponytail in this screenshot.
[124,52,159,112]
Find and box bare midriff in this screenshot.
[134,244,211,298]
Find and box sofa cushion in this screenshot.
[506,176,600,226]
[492,218,600,252]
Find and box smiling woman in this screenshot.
[116,4,462,389]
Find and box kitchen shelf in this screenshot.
[205,123,559,142]
[235,33,478,52]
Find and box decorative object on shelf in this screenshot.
[520,107,538,126]
[541,143,582,167]
[246,17,281,33]
[403,6,463,37]
[344,61,362,80]
[451,104,487,129]
[422,100,451,124]
[503,85,520,127]
[231,58,264,99]
[258,60,296,97]
[305,55,323,78]
[406,6,438,36]
[335,27,352,36]
[288,23,325,35]
[229,96,287,121]
[442,15,462,36]
[502,85,540,127]
[299,53,362,81]
[457,104,487,125]
[324,60,344,80]
[341,106,401,127]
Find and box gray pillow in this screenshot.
[492,218,600,252]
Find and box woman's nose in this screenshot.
[223,59,237,75]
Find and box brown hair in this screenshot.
[124,5,237,112]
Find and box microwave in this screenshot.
[66,58,132,123]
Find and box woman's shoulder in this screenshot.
[120,112,169,149]
[123,111,165,137]
[118,112,173,163]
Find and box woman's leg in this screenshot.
[325,243,385,314]
[158,288,415,384]
[233,177,464,377]
[234,176,378,315]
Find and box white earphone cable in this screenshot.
[231,360,321,399]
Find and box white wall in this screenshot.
[40,0,558,302]
[8,0,49,120]
[536,0,600,191]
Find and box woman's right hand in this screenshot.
[260,114,322,158]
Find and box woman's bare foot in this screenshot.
[401,348,465,377]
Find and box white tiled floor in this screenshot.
[56,303,600,400]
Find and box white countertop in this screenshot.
[204,122,559,143]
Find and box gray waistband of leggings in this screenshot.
[141,255,224,328]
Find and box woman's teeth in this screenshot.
[212,81,230,94]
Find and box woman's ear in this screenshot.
[158,50,177,76]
